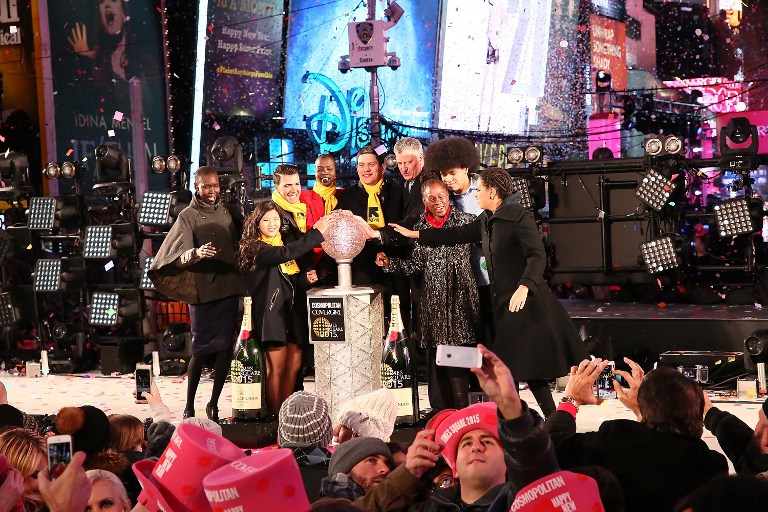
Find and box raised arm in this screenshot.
[256,229,325,265]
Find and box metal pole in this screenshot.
[367,1,380,147]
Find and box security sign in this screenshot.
[348,19,387,68]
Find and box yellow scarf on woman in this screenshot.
[313,182,338,214]
[271,190,307,233]
[260,233,300,275]
[362,179,385,228]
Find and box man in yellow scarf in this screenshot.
[313,154,339,214]
[271,164,325,234]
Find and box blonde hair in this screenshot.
[0,427,46,478]
[107,414,145,452]
[86,470,131,510]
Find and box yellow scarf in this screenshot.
[313,182,338,214]
[362,179,385,228]
[271,190,307,233]
[260,233,300,275]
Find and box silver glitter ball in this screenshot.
[321,214,367,261]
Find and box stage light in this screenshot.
[640,236,680,274]
[727,117,753,144]
[89,289,143,327]
[94,145,132,195]
[0,230,19,266]
[44,162,60,180]
[744,330,768,372]
[644,137,663,156]
[211,136,239,162]
[0,292,20,327]
[27,196,82,231]
[664,135,684,155]
[140,257,154,290]
[0,152,30,201]
[151,155,183,174]
[511,177,533,209]
[595,70,612,92]
[507,147,524,165]
[34,257,86,293]
[635,169,676,211]
[51,322,86,359]
[644,135,685,158]
[384,153,398,170]
[138,191,173,226]
[720,117,759,173]
[713,197,763,237]
[83,224,138,259]
[207,136,243,174]
[44,162,80,180]
[160,322,192,358]
[524,146,544,164]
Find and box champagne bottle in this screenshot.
[231,297,265,421]
[380,295,419,425]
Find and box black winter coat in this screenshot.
[337,180,404,286]
[547,410,729,512]
[419,198,587,381]
[242,223,323,347]
[705,406,768,475]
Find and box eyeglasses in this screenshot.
[435,475,457,489]
[357,162,380,170]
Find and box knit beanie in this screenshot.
[0,404,24,429]
[181,417,223,437]
[278,391,332,448]
[328,437,394,477]
[336,389,398,442]
[55,405,111,456]
[146,421,176,459]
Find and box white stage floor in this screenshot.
[1,372,762,472]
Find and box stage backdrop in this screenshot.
[45,0,168,190]
[284,0,439,155]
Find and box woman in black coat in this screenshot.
[390,167,588,417]
[237,201,331,414]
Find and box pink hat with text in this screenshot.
[203,449,310,512]
[133,423,245,512]
[433,402,499,477]
[509,471,605,512]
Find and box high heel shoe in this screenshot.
[183,408,194,419]
[206,403,219,422]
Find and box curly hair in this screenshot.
[638,366,705,439]
[420,178,448,197]
[273,164,300,186]
[479,167,515,200]
[237,200,278,272]
[424,137,480,174]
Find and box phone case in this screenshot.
[435,345,482,368]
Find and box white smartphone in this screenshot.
[47,434,72,480]
[435,345,482,368]
[135,364,152,403]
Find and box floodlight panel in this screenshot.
[138,191,172,226]
[90,292,120,326]
[28,197,57,230]
[714,198,754,237]
[140,257,154,290]
[635,169,674,211]
[83,225,113,259]
[0,292,18,326]
[641,237,679,274]
[34,259,62,292]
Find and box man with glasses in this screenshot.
[149,166,244,422]
[337,146,404,287]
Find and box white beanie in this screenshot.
[181,417,223,437]
[336,388,398,442]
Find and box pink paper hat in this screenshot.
[203,449,310,512]
[434,402,499,477]
[133,423,245,512]
[509,471,605,512]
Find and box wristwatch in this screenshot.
[560,396,580,411]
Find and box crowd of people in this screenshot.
[5,137,768,510]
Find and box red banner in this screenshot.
[590,14,627,92]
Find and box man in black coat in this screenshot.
[395,137,431,219]
[547,358,728,512]
[704,393,768,476]
[336,145,403,287]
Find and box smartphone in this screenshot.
[47,434,72,480]
[435,345,482,368]
[594,361,617,399]
[135,364,152,403]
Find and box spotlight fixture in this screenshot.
[34,257,86,293]
[507,147,524,165]
[640,236,680,274]
[720,117,759,173]
[207,136,243,174]
[0,292,20,327]
[137,191,189,227]
[140,257,154,290]
[160,322,192,359]
[713,197,763,237]
[27,196,82,231]
[511,177,533,209]
[643,136,685,158]
[744,329,768,371]
[83,224,138,259]
[43,162,80,180]
[524,146,544,164]
[635,168,676,211]
[88,289,143,327]
[93,145,132,195]
[595,70,612,93]
[150,155,183,174]
[0,152,31,201]
[50,322,86,361]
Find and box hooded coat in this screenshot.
[419,197,588,381]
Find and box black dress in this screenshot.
[419,197,587,381]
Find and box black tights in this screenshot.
[185,349,231,411]
[525,379,556,418]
